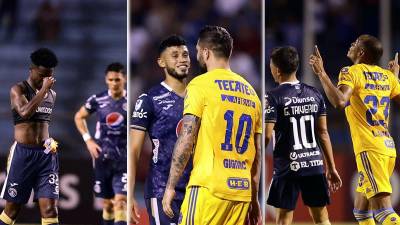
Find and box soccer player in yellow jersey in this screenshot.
[309,34,400,225]
[162,25,262,225]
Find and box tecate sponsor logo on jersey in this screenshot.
[106,112,124,129]
[284,96,315,106]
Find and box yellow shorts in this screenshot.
[356,151,396,199]
[179,186,250,225]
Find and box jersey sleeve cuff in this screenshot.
[130,125,147,131]
[183,111,202,119]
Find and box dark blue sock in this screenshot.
[103,219,114,225]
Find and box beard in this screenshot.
[166,66,188,81]
[197,55,208,74]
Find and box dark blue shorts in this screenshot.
[0,142,59,204]
[267,174,330,210]
[93,155,127,199]
[145,198,182,225]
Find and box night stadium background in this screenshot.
[266,0,400,224]
[0,0,126,224]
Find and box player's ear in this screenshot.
[157,57,166,68]
[204,48,210,60]
[358,48,365,59]
[275,66,281,76]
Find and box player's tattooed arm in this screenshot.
[166,114,200,190]
[163,114,200,218]
[309,45,353,109]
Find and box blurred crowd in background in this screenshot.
[0,0,126,158]
[0,0,126,222]
[130,0,262,100]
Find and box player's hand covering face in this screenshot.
[31,66,55,89]
[159,45,190,80]
[309,45,326,76]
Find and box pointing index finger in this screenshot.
[314,45,322,58]
[395,52,398,63]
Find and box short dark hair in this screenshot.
[105,62,125,74]
[30,48,58,68]
[158,35,187,56]
[358,34,383,65]
[270,46,299,75]
[198,25,233,59]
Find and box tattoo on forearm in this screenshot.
[166,114,200,189]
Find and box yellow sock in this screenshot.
[114,209,126,222]
[0,211,14,225]
[374,208,400,225]
[359,218,376,225]
[381,213,400,225]
[103,209,115,220]
[41,217,59,225]
[354,209,375,225]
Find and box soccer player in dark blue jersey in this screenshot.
[74,63,127,225]
[265,46,342,225]
[130,35,192,225]
[0,48,59,225]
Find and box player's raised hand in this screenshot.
[388,52,399,77]
[326,168,342,193]
[162,188,176,218]
[309,45,326,76]
[41,77,56,91]
[85,139,102,159]
[131,197,141,224]
[246,199,262,225]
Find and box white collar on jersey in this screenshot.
[161,81,173,91]
[108,89,127,97]
[280,80,300,86]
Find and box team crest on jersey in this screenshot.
[106,112,124,129]
[176,119,183,137]
[8,187,17,198]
